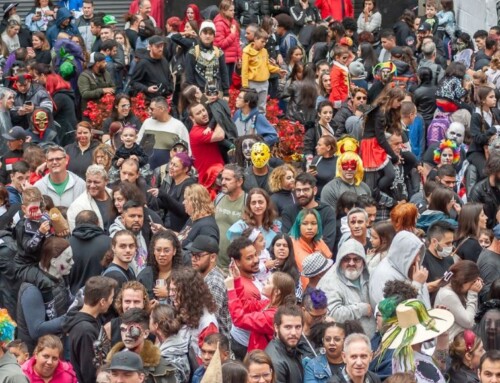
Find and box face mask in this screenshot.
[251,142,270,168]
[436,244,453,258]
[446,123,465,145]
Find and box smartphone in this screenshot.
[309,165,317,172]
[24,101,33,107]
[148,215,153,225]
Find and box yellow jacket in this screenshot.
[241,44,281,87]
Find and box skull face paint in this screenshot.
[446,122,465,145]
[242,138,257,160]
[33,110,48,133]
[251,142,270,169]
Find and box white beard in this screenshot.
[344,268,362,281]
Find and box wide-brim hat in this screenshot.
[2,3,18,16]
[301,252,334,278]
[382,299,454,349]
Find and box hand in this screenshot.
[265,259,278,270]
[26,48,36,59]
[116,158,124,167]
[55,229,70,238]
[103,87,115,94]
[412,263,429,284]
[36,161,47,176]
[150,223,166,234]
[364,303,373,317]
[223,96,229,102]
[149,299,159,309]
[152,285,168,298]
[39,221,51,235]
[224,276,235,290]
[202,127,212,135]
[32,13,41,21]
[129,155,139,162]
[307,168,318,176]
[44,9,55,16]
[277,55,284,66]
[470,278,484,293]
[148,85,159,93]
[230,24,237,35]
[279,69,288,77]
[148,188,159,197]
[229,259,241,279]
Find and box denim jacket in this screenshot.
[303,354,332,383]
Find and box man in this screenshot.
[68,210,111,295]
[67,164,115,232]
[470,153,500,228]
[189,235,231,341]
[215,164,246,269]
[191,333,230,383]
[329,333,381,383]
[106,308,176,383]
[188,103,225,183]
[75,0,94,50]
[34,146,86,207]
[46,7,80,46]
[0,126,26,185]
[423,221,456,298]
[275,14,300,58]
[109,200,148,275]
[478,224,500,302]
[63,276,117,383]
[416,22,445,59]
[138,0,157,26]
[474,36,497,71]
[474,30,488,51]
[100,39,125,93]
[6,160,29,205]
[283,173,337,249]
[356,195,377,229]
[479,350,500,383]
[418,41,444,86]
[300,289,328,358]
[77,52,115,112]
[243,142,273,193]
[378,29,396,62]
[339,208,371,249]
[107,351,146,383]
[89,15,103,52]
[265,304,304,383]
[0,311,28,383]
[137,97,190,169]
[185,21,230,98]
[227,237,262,360]
[318,239,375,337]
[401,101,424,162]
[131,36,172,100]
[369,230,430,308]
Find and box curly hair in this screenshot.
[268,164,297,193]
[243,188,278,231]
[184,184,214,220]
[148,230,183,281]
[390,203,418,232]
[433,139,460,165]
[112,181,146,207]
[449,330,483,372]
[114,280,150,315]
[383,280,418,301]
[170,267,217,328]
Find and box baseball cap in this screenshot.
[187,235,219,254]
[88,52,105,68]
[103,15,117,25]
[107,351,143,372]
[199,20,216,35]
[418,22,431,32]
[149,35,166,46]
[2,126,26,141]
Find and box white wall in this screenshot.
[455,0,498,35]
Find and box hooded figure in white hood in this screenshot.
[317,238,376,337]
[369,230,430,309]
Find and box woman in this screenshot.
[467,86,500,179]
[155,152,196,232]
[447,330,485,383]
[64,122,100,179]
[416,186,459,231]
[366,220,396,274]
[393,8,416,49]
[0,87,14,154]
[390,202,419,233]
[426,139,461,181]
[227,262,295,352]
[228,188,281,249]
[316,72,332,107]
[357,42,377,84]
[304,322,349,382]
[180,4,203,32]
[32,32,51,64]
[455,203,488,263]
[286,63,318,125]
[168,267,218,359]
[114,30,133,67]
[304,101,335,157]
[413,66,438,127]
[244,350,276,383]
[178,85,202,129]
[435,61,470,113]
[25,0,55,33]
[102,94,142,143]
[124,13,141,49]
[269,164,297,216]
[214,0,241,79]
[332,87,368,139]
[269,234,301,297]
[92,144,115,172]
[1,20,20,53]
[289,208,332,288]
[357,0,382,34]
[179,184,219,254]
[149,304,190,383]
[22,335,77,383]
[138,231,183,300]
[171,21,199,86]
[434,260,483,341]
[222,361,248,383]
[309,135,337,197]
[308,26,329,65]
[135,18,155,50]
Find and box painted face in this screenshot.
[446,123,465,145]
[250,142,270,168]
[341,160,358,182]
[49,247,74,279]
[440,148,454,165]
[120,322,147,351]
[24,201,42,221]
[33,110,48,132]
[242,138,257,160]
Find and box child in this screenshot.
[7,340,29,365]
[366,221,396,274]
[112,125,149,169]
[241,27,286,113]
[479,228,494,248]
[436,0,456,60]
[329,45,351,109]
[242,227,275,284]
[6,160,29,205]
[424,0,439,35]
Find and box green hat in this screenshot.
[103,15,117,25]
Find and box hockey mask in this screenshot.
[242,138,257,160]
[33,110,48,133]
[446,122,465,145]
[251,142,270,169]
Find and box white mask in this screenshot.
[446,122,465,145]
[437,245,453,258]
[47,247,74,279]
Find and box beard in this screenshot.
[344,267,363,281]
[98,65,107,74]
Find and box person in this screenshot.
[111,128,149,173]
[68,210,111,295]
[102,94,142,142]
[6,160,29,205]
[77,52,115,112]
[107,350,146,383]
[299,289,328,356]
[416,186,458,232]
[305,101,336,157]
[221,361,248,383]
[64,276,117,383]
[338,208,372,249]
[67,165,115,232]
[478,225,500,302]
[34,145,86,208]
[22,334,77,383]
[243,350,275,383]
[45,7,80,46]
[6,340,29,366]
[101,230,138,290]
[366,221,395,274]
[191,333,230,383]
[64,121,100,180]
[478,350,500,383]
[270,234,301,296]
[309,135,337,198]
[369,230,430,308]
[470,153,500,229]
[264,304,304,383]
[106,309,176,383]
[357,0,381,34]
[0,309,29,382]
[268,164,296,217]
[447,330,485,383]
[455,203,488,263]
[92,144,115,172]
[318,238,375,337]
[0,125,25,186]
[214,0,241,80]
[214,164,247,270]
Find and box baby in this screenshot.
[112,125,149,169]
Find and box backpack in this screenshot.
[427,112,451,147]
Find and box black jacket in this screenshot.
[65,140,100,180]
[0,148,23,185]
[68,223,111,295]
[271,190,295,217]
[0,231,20,319]
[131,54,172,99]
[469,178,500,229]
[157,177,196,232]
[53,88,78,146]
[332,103,354,139]
[447,365,479,383]
[235,0,265,26]
[413,83,438,125]
[328,370,381,383]
[265,339,303,383]
[468,109,500,154]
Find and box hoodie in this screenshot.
[317,239,376,337]
[233,108,278,145]
[130,54,172,100]
[241,44,280,86]
[63,311,99,383]
[0,352,28,383]
[368,231,430,308]
[22,356,77,383]
[46,7,80,47]
[159,332,191,383]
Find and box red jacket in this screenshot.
[228,277,275,352]
[315,0,353,21]
[22,357,77,383]
[213,14,242,64]
[329,61,350,107]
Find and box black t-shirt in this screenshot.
[255,173,269,190]
[95,197,116,233]
[422,249,454,283]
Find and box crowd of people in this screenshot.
[1,0,500,382]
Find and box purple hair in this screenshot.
[305,289,328,310]
[173,152,194,170]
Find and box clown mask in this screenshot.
[242,138,257,160]
[446,122,465,146]
[251,142,270,169]
[32,110,48,133]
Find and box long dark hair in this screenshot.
[148,230,183,280]
[456,203,484,240]
[359,42,377,69]
[270,233,300,284]
[243,188,278,231]
[297,63,319,110]
[428,186,454,215]
[438,260,480,305]
[110,94,136,121]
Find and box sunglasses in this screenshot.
[355,96,367,101]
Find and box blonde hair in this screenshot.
[34,335,63,357]
[184,184,215,220]
[268,164,297,193]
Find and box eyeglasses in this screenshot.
[355,96,367,101]
[342,256,363,264]
[172,146,186,153]
[295,187,312,195]
[248,372,273,382]
[120,104,131,109]
[192,252,211,261]
[307,310,327,321]
[47,156,66,163]
[324,336,344,344]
